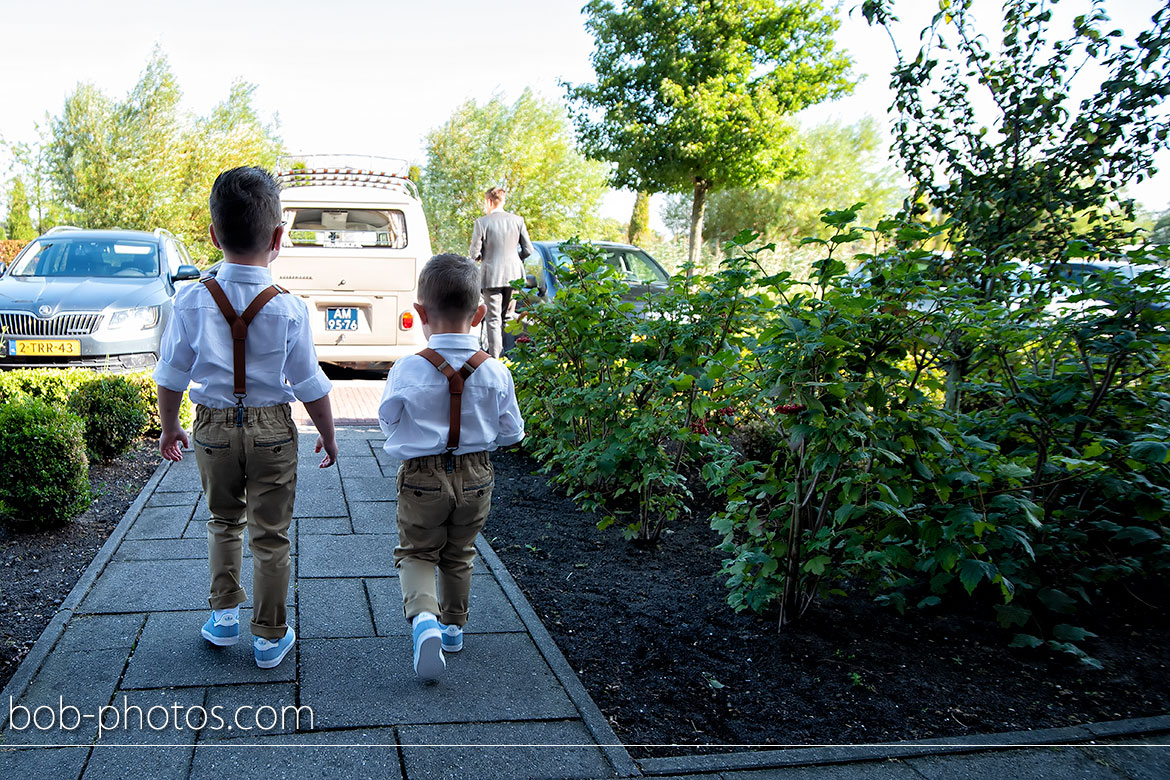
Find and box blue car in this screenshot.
[523,240,670,307]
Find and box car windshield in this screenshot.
[281,208,408,249]
[10,238,160,278]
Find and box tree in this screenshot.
[565,0,854,273]
[45,48,282,261]
[1153,207,1170,244]
[863,0,1170,410]
[697,117,904,248]
[421,89,611,254]
[627,190,650,245]
[5,178,36,240]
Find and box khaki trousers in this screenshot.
[394,452,494,626]
[193,404,297,641]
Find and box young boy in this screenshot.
[378,253,524,680]
[154,166,338,669]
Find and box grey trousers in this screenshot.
[481,287,515,358]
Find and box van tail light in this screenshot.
[400,311,414,330]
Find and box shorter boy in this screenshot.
[378,253,524,680]
[155,166,338,669]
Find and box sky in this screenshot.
[1,0,1167,232]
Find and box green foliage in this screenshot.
[566,0,854,266]
[509,239,747,541]
[421,90,610,254]
[68,375,149,460]
[628,191,651,245]
[700,118,905,248]
[42,48,281,262]
[0,367,91,407]
[0,397,91,528]
[5,178,36,241]
[0,239,30,264]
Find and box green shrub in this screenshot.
[68,375,149,460]
[0,367,90,407]
[124,372,194,434]
[0,397,91,528]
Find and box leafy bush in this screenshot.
[68,375,150,460]
[509,239,745,541]
[0,397,91,528]
[0,367,91,407]
[0,239,30,264]
[123,372,194,433]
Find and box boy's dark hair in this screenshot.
[209,167,282,254]
[418,254,481,320]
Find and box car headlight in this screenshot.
[108,306,160,331]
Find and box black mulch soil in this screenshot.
[487,450,1170,758]
[0,443,161,691]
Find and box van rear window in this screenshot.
[282,208,407,249]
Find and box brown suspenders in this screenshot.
[416,347,490,469]
[200,277,288,426]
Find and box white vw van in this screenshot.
[274,155,429,367]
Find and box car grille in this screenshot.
[0,312,103,337]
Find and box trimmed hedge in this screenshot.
[0,397,91,528]
[68,374,149,460]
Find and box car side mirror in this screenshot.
[524,273,538,289]
[0,261,6,277]
[173,264,201,281]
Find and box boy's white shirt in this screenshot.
[379,333,524,459]
[153,263,332,408]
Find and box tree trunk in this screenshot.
[687,179,710,279]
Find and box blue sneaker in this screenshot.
[412,616,445,680]
[201,609,239,646]
[254,627,295,669]
[440,623,463,653]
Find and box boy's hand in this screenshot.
[315,435,338,468]
[159,428,189,462]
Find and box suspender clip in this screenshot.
[234,395,246,427]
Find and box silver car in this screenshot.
[0,227,201,370]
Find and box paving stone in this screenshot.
[348,502,397,534]
[114,538,208,561]
[156,464,202,493]
[2,649,127,745]
[399,720,614,779]
[292,487,347,518]
[54,614,145,654]
[367,574,522,637]
[81,559,294,613]
[341,476,398,503]
[83,746,195,780]
[124,505,194,540]
[298,535,397,578]
[190,728,401,778]
[97,687,206,744]
[1089,738,1170,780]
[297,579,375,639]
[120,611,296,689]
[338,455,384,479]
[0,747,89,778]
[298,634,577,728]
[297,516,353,535]
[295,469,341,492]
[146,491,201,508]
[906,746,1124,779]
[201,683,302,739]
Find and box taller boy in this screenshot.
[379,253,524,679]
[155,166,338,669]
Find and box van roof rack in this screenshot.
[275,154,419,201]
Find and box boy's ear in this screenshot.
[270,223,284,252]
[470,303,487,327]
[208,224,222,250]
[413,302,429,324]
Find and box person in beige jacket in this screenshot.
[468,186,534,357]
